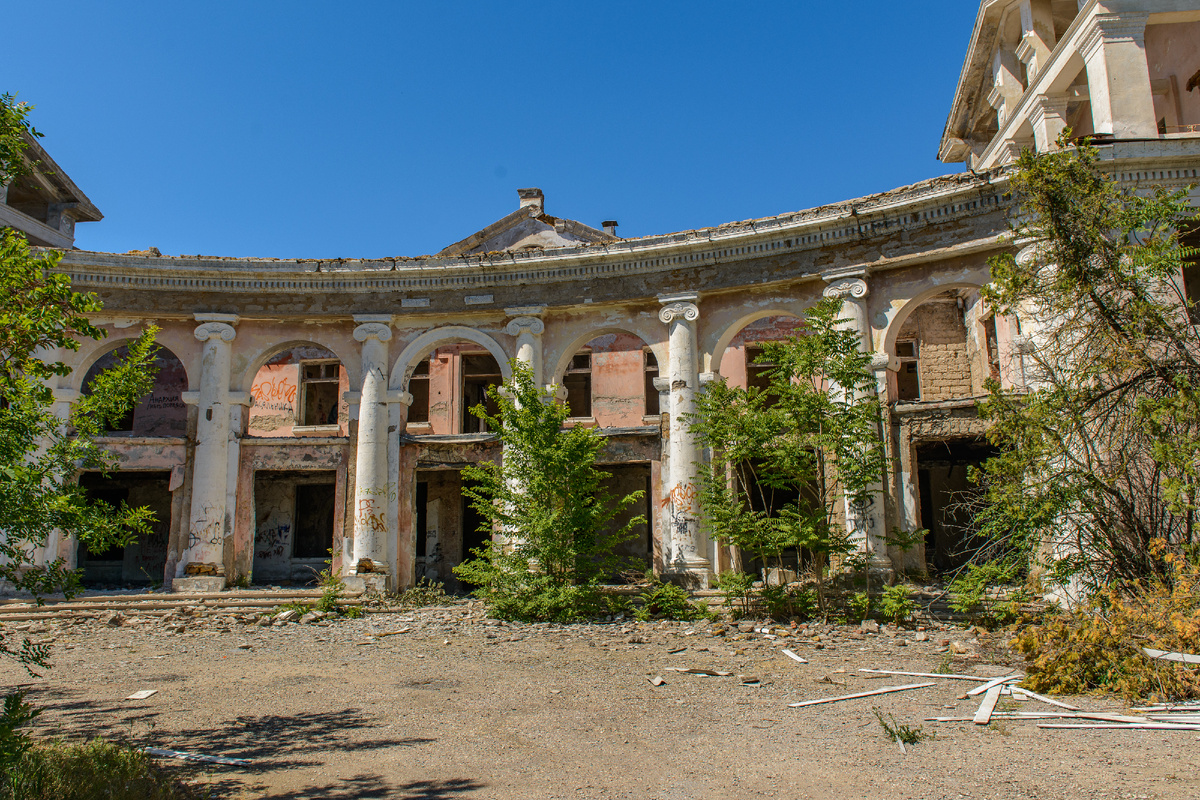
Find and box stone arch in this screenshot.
[76,340,191,437]
[705,309,806,377]
[70,334,194,395]
[237,338,360,396]
[547,325,667,391]
[879,280,988,357]
[389,326,511,391]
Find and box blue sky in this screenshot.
[9,2,978,259]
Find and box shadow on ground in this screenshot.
[249,776,486,799]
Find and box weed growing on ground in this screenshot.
[715,571,754,619]
[4,738,197,800]
[879,584,915,625]
[847,591,871,622]
[634,578,711,621]
[871,707,929,746]
[933,654,954,674]
[392,578,454,608]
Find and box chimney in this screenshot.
[518,188,544,210]
[602,220,619,236]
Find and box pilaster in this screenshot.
[1079,12,1156,139]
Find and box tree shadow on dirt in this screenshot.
[246,775,486,799]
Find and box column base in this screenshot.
[660,568,712,590]
[344,573,388,595]
[171,576,226,593]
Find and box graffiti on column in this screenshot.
[356,498,387,533]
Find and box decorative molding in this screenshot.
[353,322,393,343]
[505,316,545,336]
[870,352,897,372]
[822,277,868,301]
[505,305,546,317]
[1079,12,1149,63]
[659,301,699,324]
[652,377,670,393]
[193,322,236,342]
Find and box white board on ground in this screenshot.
[788,682,935,708]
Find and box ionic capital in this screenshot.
[505,316,545,337]
[353,323,393,343]
[822,277,869,301]
[659,302,699,325]
[194,322,236,343]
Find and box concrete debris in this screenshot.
[648,676,666,686]
[273,609,300,624]
[104,612,126,627]
[860,620,880,634]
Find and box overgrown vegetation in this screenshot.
[1013,539,1200,700]
[690,297,887,612]
[3,738,196,800]
[453,361,645,622]
[965,134,1200,697]
[878,584,915,625]
[634,575,711,621]
[392,577,455,608]
[0,93,164,780]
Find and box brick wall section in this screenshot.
[897,301,972,401]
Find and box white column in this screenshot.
[180,314,239,582]
[1080,12,1156,139]
[505,306,546,383]
[822,276,891,571]
[658,293,710,586]
[349,318,393,585]
[1029,93,1071,151]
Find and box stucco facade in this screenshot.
[28,0,1200,591]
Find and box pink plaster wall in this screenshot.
[1145,21,1200,129]
[588,332,651,428]
[248,345,349,438]
[84,347,189,436]
[718,316,805,388]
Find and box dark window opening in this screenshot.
[293,482,336,559]
[916,438,999,574]
[462,353,502,433]
[983,316,1001,382]
[408,358,431,424]
[643,349,659,416]
[416,481,428,558]
[564,351,592,418]
[300,361,340,426]
[745,346,780,406]
[895,340,920,401]
[80,483,130,561]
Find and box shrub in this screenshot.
[879,584,915,625]
[4,738,196,800]
[847,591,871,622]
[949,562,1027,627]
[393,577,454,608]
[758,583,816,621]
[715,570,754,619]
[1012,541,1200,700]
[634,579,710,621]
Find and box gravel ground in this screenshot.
[2,600,1197,800]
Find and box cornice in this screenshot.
[55,171,1009,297]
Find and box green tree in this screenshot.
[690,297,888,604]
[975,134,1200,589]
[453,360,644,621]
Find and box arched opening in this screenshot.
[76,344,188,587]
[248,344,349,437]
[81,344,188,436]
[404,345,504,436]
[714,314,806,390]
[244,343,349,584]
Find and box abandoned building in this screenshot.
[17,0,1200,592]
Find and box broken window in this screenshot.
[462,353,502,433]
[408,357,431,424]
[300,361,340,427]
[563,351,592,418]
[895,340,920,401]
[643,348,659,416]
[293,482,336,559]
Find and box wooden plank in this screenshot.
[858,669,990,682]
[144,747,250,766]
[966,674,1023,697]
[930,712,1149,723]
[973,684,1003,724]
[781,649,808,664]
[787,682,935,708]
[1038,723,1200,731]
[1009,687,1080,711]
[1141,647,1200,665]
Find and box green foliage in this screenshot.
[0,232,160,676]
[392,577,454,608]
[976,134,1200,589]
[0,693,39,779]
[3,738,197,800]
[690,297,887,603]
[847,590,871,622]
[634,578,710,621]
[758,583,817,621]
[453,360,644,622]
[948,562,1027,627]
[715,570,754,619]
[872,707,930,746]
[879,584,915,625]
[0,93,38,187]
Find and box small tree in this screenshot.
[690,297,887,607]
[975,134,1200,591]
[452,360,645,621]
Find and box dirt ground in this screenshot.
[2,600,1197,800]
